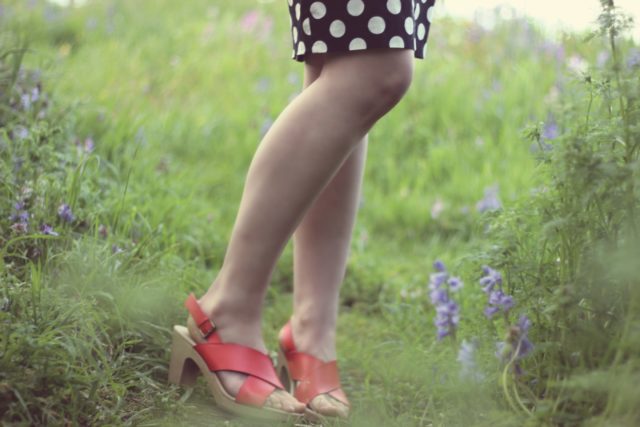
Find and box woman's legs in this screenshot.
[194,49,414,412]
[289,54,367,417]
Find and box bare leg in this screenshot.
[289,55,367,418]
[193,49,414,412]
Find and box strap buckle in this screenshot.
[198,318,216,339]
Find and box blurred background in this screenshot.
[48,0,640,40]
[2,0,639,425]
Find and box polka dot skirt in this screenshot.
[287,0,437,62]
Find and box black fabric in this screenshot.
[287,0,437,62]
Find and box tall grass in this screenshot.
[1,0,638,425]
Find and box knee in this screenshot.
[325,51,414,125]
[366,65,413,116]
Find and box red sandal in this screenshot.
[276,320,350,420]
[168,294,303,421]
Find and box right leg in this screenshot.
[193,48,414,411]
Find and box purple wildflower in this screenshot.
[58,203,75,223]
[447,276,463,292]
[10,201,29,223]
[433,259,446,272]
[428,260,463,340]
[496,315,534,373]
[39,224,59,236]
[484,305,500,319]
[479,265,502,294]
[475,185,502,213]
[480,266,514,318]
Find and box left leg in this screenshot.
[290,53,369,418]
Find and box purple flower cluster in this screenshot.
[429,260,463,340]
[57,203,75,223]
[496,315,534,372]
[479,266,514,319]
[10,201,29,224]
[39,224,59,236]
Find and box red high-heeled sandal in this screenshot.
[168,294,303,421]
[276,320,350,420]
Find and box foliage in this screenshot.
[477,1,640,424]
[1,0,639,425]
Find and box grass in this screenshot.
[2,0,639,425]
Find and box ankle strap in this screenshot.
[185,293,217,339]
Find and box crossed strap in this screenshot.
[184,293,285,407]
[279,322,350,406]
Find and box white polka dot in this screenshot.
[417,23,426,40]
[329,19,346,38]
[389,36,404,48]
[288,0,293,7]
[386,0,401,14]
[414,3,420,19]
[349,37,367,50]
[347,0,364,17]
[302,18,311,35]
[310,2,326,19]
[404,17,414,35]
[295,3,301,20]
[427,6,435,22]
[292,26,298,42]
[368,16,385,34]
[312,40,328,53]
[297,41,306,55]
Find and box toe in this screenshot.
[266,390,305,414]
[310,394,349,418]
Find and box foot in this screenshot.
[187,308,305,414]
[290,317,350,418]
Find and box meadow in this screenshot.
[1,0,639,425]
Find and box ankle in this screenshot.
[198,280,263,326]
[290,313,337,360]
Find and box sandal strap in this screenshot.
[279,321,350,406]
[184,293,217,341]
[290,356,347,405]
[185,293,284,407]
[236,375,277,407]
[194,342,284,390]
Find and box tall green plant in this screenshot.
[483,1,640,424]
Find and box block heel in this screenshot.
[168,294,304,422]
[168,326,200,387]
